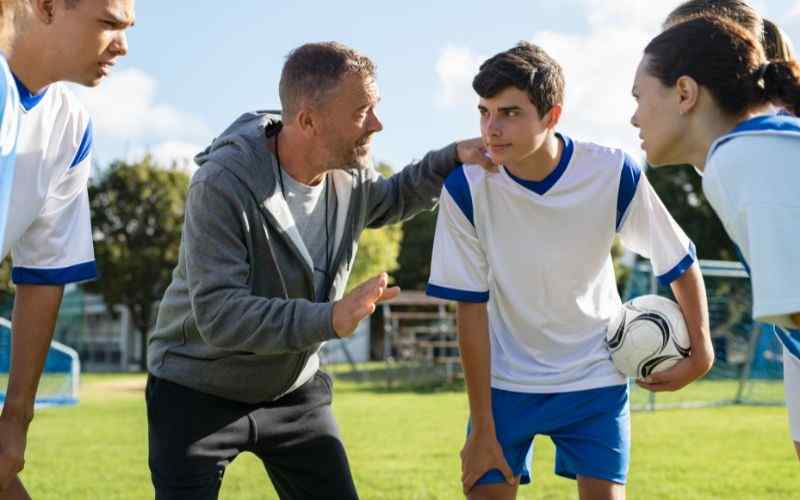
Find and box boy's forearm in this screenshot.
[2,285,64,424]
[457,302,494,430]
[670,264,714,374]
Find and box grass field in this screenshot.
[18,369,799,499]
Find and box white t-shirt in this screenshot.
[0,54,20,258]
[1,76,96,285]
[704,115,800,360]
[427,134,695,393]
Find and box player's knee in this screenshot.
[467,482,518,500]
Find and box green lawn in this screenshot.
[19,371,799,499]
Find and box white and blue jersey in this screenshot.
[0,75,97,285]
[704,114,800,362]
[0,54,20,258]
[427,134,695,393]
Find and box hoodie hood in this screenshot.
[193,110,282,201]
[195,110,281,167]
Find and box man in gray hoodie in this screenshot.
[146,42,493,500]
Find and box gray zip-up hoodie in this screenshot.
[147,111,460,403]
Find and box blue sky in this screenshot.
[73,0,800,172]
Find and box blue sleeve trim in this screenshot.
[656,242,696,286]
[12,261,98,285]
[426,283,489,303]
[444,166,474,226]
[69,121,93,169]
[616,153,642,231]
[774,326,800,360]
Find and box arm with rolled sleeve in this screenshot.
[183,178,338,355]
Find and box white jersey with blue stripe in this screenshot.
[0,54,20,261]
[0,76,97,285]
[704,114,800,360]
[426,134,695,393]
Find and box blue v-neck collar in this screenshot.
[504,133,573,195]
[13,73,48,111]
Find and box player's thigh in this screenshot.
[251,371,357,499]
[146,375,251,497]
[468,482,519,500]
[577,475,625,500]
[468,388,537,488]
[551,385,630,485]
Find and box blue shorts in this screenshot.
[468,384,630,486]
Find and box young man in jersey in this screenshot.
[426,42,714,500]
[0,1,134,498]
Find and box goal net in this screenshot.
[0,318,80,408]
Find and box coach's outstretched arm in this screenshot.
[364,139,494,229]
[637,263,714,392]
[457,302,515,495]
[0,285,64,494]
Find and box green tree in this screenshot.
[83,156,189,370]
[0,258,12,300]
[347,162,403,290]
[646,164,735,261]
[393,207,437,291]
[0,258,13,316]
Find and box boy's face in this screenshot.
[50,0,135,87]
[478,86,554,166]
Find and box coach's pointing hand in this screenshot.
[333,273,400,338]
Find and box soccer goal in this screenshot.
[624,259,785,411]
[0,318,80,408]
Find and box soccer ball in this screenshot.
[605,294,691,379]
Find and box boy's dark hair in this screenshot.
[472,41,564,118]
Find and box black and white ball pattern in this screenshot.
[605,295,691,379]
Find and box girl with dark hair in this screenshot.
[764,18,796,63]
[630,15,800,461]
[663,0,763,40]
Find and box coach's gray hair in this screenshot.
[278,42,376,121]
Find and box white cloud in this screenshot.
[72,68,212,145]
[791,1,800,17]
[434,45,484,108]
[433,0,687,157]
[127,141,203,174]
